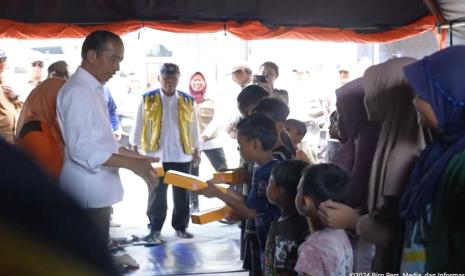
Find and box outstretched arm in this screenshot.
[201,180,256,219]
[104,153,158,189]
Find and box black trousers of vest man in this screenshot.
[147,161,191,232]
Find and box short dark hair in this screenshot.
[160,63,180,76]
[301,163,349,205]
[285,119,307,136]
[47,60,68,75]
[253,97,289,123]
[81,30,123,60]
[237,85,269,110]
[330,110,338,123]
[261,61,279,77]
[236,113,277,151]
[271,160,308,199]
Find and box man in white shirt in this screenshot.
[225,63,253,139]
[21,59,45,102]
[130,63,201,241]
[57,30,158,243]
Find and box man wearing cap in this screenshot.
[0,49,22,143]
[337,64,350,87]
[21,59,45,102]
[56,30,158,243]
[224,63,253,139]
[47,60,69,79]
[130,62,200,241]
[231,64,252,88]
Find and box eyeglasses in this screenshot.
[32,61,44,68]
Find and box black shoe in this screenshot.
[190,205,200,213]
[143,231,165,243]
[218,219,238,225]
[175,230,194,239]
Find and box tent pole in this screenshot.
[437,21,465,30]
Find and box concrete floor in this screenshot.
[110,142,247,275]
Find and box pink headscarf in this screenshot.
[189,72,207,104]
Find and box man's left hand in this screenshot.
[192,148,201,167]
[113,130,123,141]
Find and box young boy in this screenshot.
[253,97,295,161]
[294,163,353,275]
[285,118,314,163]
[285,119,306,148]
[264,160,309,276]
[202,113,280,275]
[231,84,270,203]
[226,85,269,140]
[237,85,270,117]
[232,85,269,245]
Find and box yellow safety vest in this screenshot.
[141,89,194,154]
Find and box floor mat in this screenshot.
[123,237,244,275]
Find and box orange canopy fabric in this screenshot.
[0,15,435,43]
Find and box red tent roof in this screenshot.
[0,0,436,42]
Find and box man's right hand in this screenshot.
[132,158,159,189]
[199,180,222,198]
[1,85,17,100]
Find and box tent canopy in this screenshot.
[0,0,452,43]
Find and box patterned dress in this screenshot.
[295,228,353,276]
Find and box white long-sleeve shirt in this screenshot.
[130,90,200,162]
[57,67,123,208]
[195,95,227,151]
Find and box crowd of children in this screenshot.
[200,81,354,275]
[201,47,465,275]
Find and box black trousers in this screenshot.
[87,207,112,243]
[190,148,228,207]
[147,162,191,232]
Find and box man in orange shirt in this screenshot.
[15,76,67,180]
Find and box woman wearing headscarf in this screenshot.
[320,58,429,273]
[331,77,381,272]
[334,78,380,213]
[188,72,228,211]
[362,57,429,272]
[401,46,465,273]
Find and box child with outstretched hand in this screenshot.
[201,113,280,275]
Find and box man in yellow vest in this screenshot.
[130,63,200,241]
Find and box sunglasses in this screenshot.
[0,57,6,63]
[32,61,44,68]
